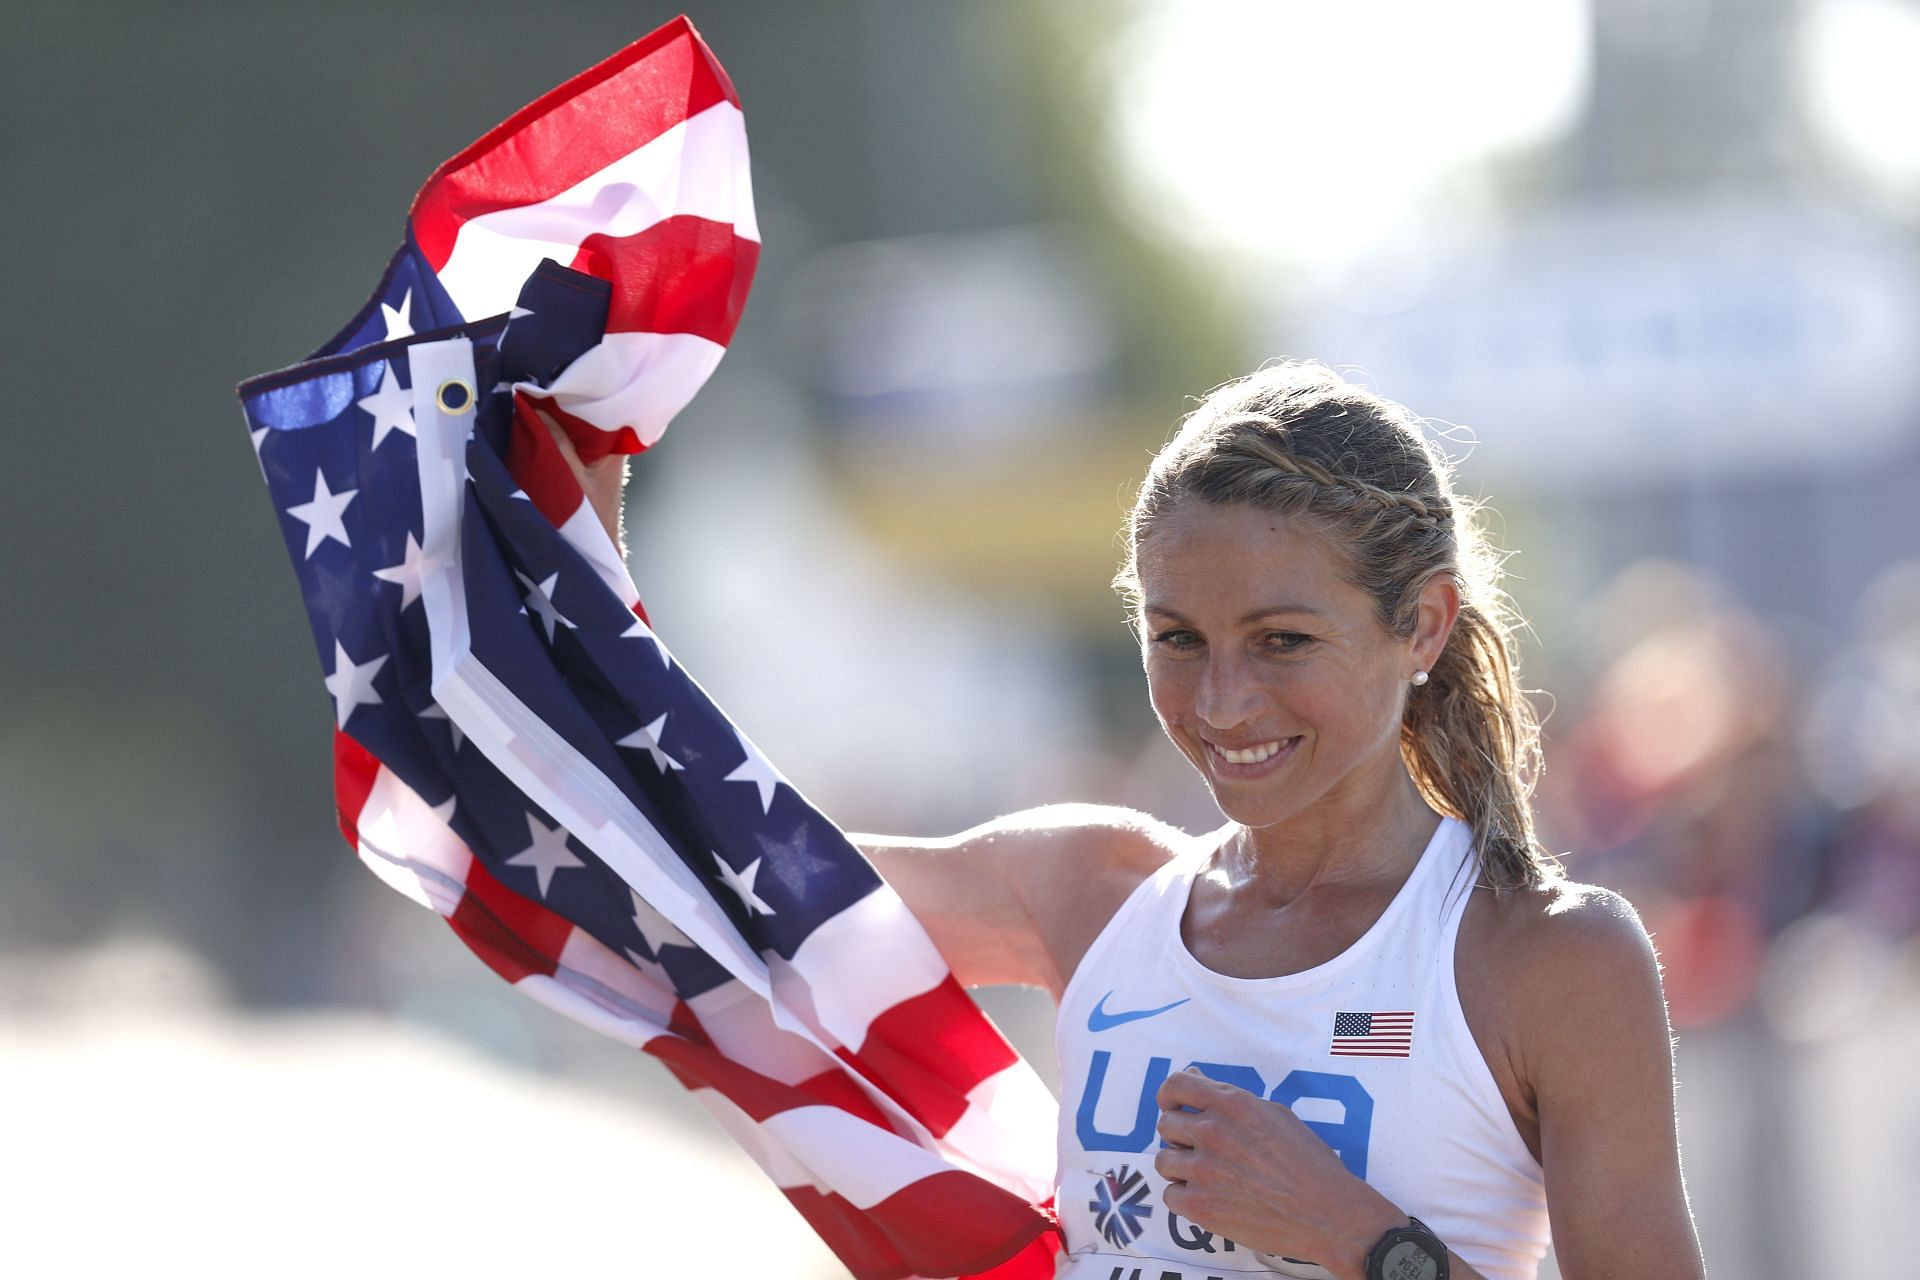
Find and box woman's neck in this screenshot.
[1222,762,1441,906]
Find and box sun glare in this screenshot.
[1800,0,1920,200]
[1102,0,1593,269]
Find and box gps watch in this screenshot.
[1364,1217,1450,1280]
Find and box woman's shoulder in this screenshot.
[985,801,1198,867]
[990,802,1202,918]
[859,803,1199,992]
[1460,867,1670,1087]
[988,804,1205,996]
[1469,870,1658,979]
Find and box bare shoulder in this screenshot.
[1473,875,1655,966]
[857,803,1195,994]
[1463,877,1705,1276]
[1462,873,1671,1104]
[982,805,1198,995]
[969,802,1191,880]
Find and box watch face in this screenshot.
[1379,1238,1441,1280]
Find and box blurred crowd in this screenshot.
[1533,558,1920,1039]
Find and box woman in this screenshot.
[573,362,1705,1280]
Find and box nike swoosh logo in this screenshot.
[1087,992,1192,1032]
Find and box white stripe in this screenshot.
[758,1104,954,1208]
[784,886,949,1049]
[928,1063,1058,1204]
[553,472,641,608]
[691,1086,817,1190]
[516,330,727,451]
[353,765,472,915]
[557,926,676,1015]
[684,976,846,1088]
[437,102,757,325]
[698,1088,953,1210]
[513,971,669,1051]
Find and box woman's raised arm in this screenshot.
[856,805,1187,995]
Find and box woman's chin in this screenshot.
[1202,782,1305,832]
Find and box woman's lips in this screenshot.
[1204,735,1301,776]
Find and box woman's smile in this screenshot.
[1202,734,1302,776]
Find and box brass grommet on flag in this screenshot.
[435,377,475,415]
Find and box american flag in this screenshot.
[236,17,1059,1279]
[1329,1011,1416,1058]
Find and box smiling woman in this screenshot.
[848,362,1708,1280]
[573,359,1702,1278]
[1115,363,1542,891]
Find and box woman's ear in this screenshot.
[1411,573,1462,672]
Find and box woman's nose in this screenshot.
[1193,654,1264,731]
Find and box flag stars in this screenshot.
[723,731,783,814]
[629,889,693,956]
[712,850,776,918]
[505,812,584,899]
[515,569,577,642]
[286,470,357,559]
[372,532,427,611]
[248,427,270,479]
[621,615,673,669]
[622,945,671,990]
[358,362,417,450]
[323,640,387,729]
[616,713,684,774]
[381,287,416,342]
[417,702,464,752]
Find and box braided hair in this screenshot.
[1114,361,1553,891]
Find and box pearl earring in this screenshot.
[1411,670,1429,687]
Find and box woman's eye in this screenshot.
[1150,629,1201,650]
[1266,631,1313,651]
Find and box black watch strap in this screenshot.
[1365,1216,1450,1280]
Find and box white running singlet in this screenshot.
[1052,817,1550,1280]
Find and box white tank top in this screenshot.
[1052,817,1550,1280]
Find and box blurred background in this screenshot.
[4,0,1917,1274]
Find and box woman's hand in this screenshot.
[1154,1068,1409,1279]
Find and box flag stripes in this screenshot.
[248,20,1063,1275]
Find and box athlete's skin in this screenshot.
[567,441,1707,1280]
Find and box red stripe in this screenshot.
[445,857,570,984]
[533,397,644,465]
[504,394,587,528]
[410,16,738,270]
[332,730,382,846]
[570,217,760,344]
[649,1029,899,1132]
[1330,1050,1412,1057]
[778,1185,912,1280]
[962,1219,1064,1280]
[859,1171,1056,1278]
[792,1066,897,1132]
[781,1174,1056,1280]
[840,975,1021,1139]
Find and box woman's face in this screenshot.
[1135,499,1424,832]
